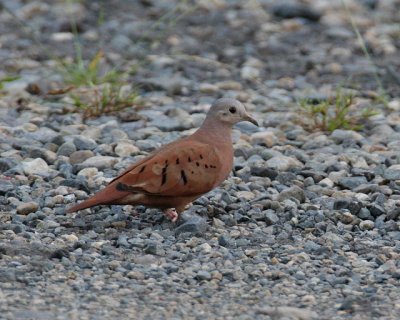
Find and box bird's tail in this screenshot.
[66,184,129,213]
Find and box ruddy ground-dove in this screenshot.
[66,98,258,221]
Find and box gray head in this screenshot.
[206,98,258,126]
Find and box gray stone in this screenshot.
[73,136,97,151]
[338,176,368,189]
[369,204,386,217]
[69,150,95,165]
[114,142,139,157]
[257,306,318,319]
[331,129,364,143]
[0,180,14,195]
[266,156,303,171]
[16,202,39,215]
[25,127,59,143]
[195,270,212,281]
[360,220,375,230]
[57,141,76,156]
[175,215,208,236]
[333,199,362,214]
[264,210,279,225]
[384,165,400,180]
[277,186,305,203]
[22,158,50,176]
[76,156,118,170]
[357,208,373,220]
[272,3,321,21]
[0,158,18,173]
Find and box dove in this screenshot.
[66,98,258,222]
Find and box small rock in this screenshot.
[195,270,212,281]
[69,150,95,165]
[384,165,400,180]
[250,131,279,147]
[338,176,368,189]
[199,83,218,94]
[266,156,303,171]
[73,136,97,151]
[250,161,278,179]
[22,158,49,176]
[339,211,355,224]
[333,199,362,214]
[16,202,39,215]
[57,141,76,156]
[360,220,375,230]
[114,141,140,157]
[236,191,255,200]
[77,156,118,170]
[0,158,18,173]
[277,186,305,203]
[331,129,364,143]
[241,65,260,80]
[175,215,208,236]
[369,204,386,217]
[319,178,334,188]
[264,210,279,225]
[257,306,318,319]
[77,167,99,179]
[0,180,14,195]
[357,207,372,220]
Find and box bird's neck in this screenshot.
[193,118,233,147]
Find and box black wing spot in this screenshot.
[181,170,187,185]
[165,159,169,165]
[188,156,192,162]
[116,182,135,192]
[161,166,168,186]
[191,171,194,174]
[196,162,200,167]
[161,173,167,186]
[176,158,180,165]
[139,165,146,173]
[200,154,203,159]
[205,164,209,169]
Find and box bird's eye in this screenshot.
[229,107,236,114]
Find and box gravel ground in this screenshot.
[0,0,400,319]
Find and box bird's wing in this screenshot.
[111,140,222,197]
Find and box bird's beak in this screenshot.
[244,113,259,126]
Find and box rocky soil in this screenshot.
[0,0,399,319]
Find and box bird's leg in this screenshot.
[163,208,178,222]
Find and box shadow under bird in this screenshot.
[66,98,258,222]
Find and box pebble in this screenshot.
[21,158,50,176]
[73,136,97,151]
[77,156,118,170]
[276,186,305,203]
[114,141,140,157]
[266,156,303,171]
[338,176,368,189]
[16,202,39,215]
[360,220,375,230]
[250,131,279,147]
[384,165,400,180]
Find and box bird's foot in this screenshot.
[163,208,178,222]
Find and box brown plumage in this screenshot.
[66,98,258,221]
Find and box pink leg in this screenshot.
[163,208,178,222]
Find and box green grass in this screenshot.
[0,75,20,91]
[299,90,378,132]
[71,83,139,120]
[60,50,124,87]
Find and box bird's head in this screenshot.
[207,98,258,127]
